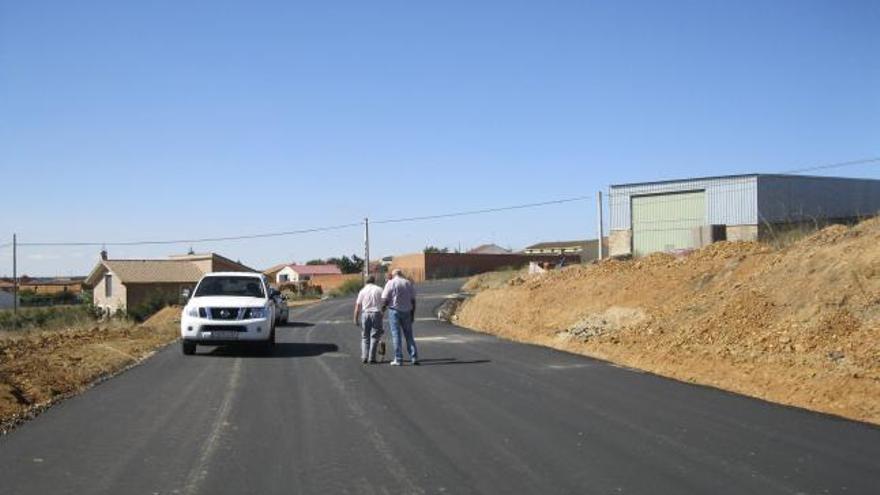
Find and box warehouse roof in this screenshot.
[610,173,880,189]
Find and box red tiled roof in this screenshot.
[288,264,342,276]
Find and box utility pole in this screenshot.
[12,233,18,325]
[363,217,370,281]
[597,192,604,261]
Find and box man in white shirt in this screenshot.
[381,269,418,366]
[353,275,384,364]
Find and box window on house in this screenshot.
[279,274,289,282]
[104,274,112,298]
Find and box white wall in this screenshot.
[276,266,302,284]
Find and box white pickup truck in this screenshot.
[180,272,276,355]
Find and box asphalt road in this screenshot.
[2,279,879,494]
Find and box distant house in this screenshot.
[265,263,342,285]
[84,251,255,313]
[467,244,512,255]
[390,251,580,282]
[12,277,84,295]
[524,240,590,255]
[523,239,608,262]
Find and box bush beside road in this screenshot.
[456,218,880,425]
[0,305,100,332]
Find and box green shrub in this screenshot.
[18,289,82,307]
[126,291,177,322]
[0,305,101,331]
[328,278,363,298]
[279,283,322,299]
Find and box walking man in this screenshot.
[353,275,384,364]
[382,269,418,366]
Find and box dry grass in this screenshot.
[461,267,524,292]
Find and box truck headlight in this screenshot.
[186,306,200,318]
[245,307,268,319]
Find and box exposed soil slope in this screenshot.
[456,219,880,424]
[0,307,180,431]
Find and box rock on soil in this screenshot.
[437,296,466,323]
[566,307,646,340]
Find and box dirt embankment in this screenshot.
[456,218,880,425]
[0,307,180,432]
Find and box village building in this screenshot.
[84,251,254,313]
[467,244,512,255]
[608,174,880,257]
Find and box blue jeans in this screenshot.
[388,308,417,362]
[361,312,384,361]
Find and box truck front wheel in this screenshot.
[182,341,196,355]
[262,329,276,355]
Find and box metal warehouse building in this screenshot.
[608,174,880,257]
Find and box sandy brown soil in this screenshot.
[0,307,180,432]
[287,299,321,308]
[461,268,523,293]
[456,218,880,424]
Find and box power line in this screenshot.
[16,222,364,248]
[373,195,593,225]
[7,156,879,249]
[11,195,593,248]
[780,157,880,174]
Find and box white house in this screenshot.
[269,264,342,285]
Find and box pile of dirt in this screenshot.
[456,218,880,424]
[461,268,524,293]
[0,306,181,432]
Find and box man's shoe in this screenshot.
[362,358,368,364]
[411,360,420,366]
[390,360,402,366]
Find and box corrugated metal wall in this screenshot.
[757,175,880,223]
[609,175,758,231]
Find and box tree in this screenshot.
[423,245,449,254]
[305,259,327,265]
[327,254,364,274]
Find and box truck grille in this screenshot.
[201,325,246,333]
[209,308,241,320]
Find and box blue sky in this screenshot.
[1,0,878,276]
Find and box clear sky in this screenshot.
[1,0,878,276]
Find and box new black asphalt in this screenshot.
[1,279,879,494]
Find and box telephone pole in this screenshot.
[596,192,604,260]
[13,233,18,325]
[363,217,370,281]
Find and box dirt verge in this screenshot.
[455,218,880,425]
[0,307,180,433]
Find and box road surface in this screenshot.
[2,279,879,494]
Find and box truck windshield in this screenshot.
[194,276,265,298]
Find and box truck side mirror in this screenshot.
[181,288,191,302]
